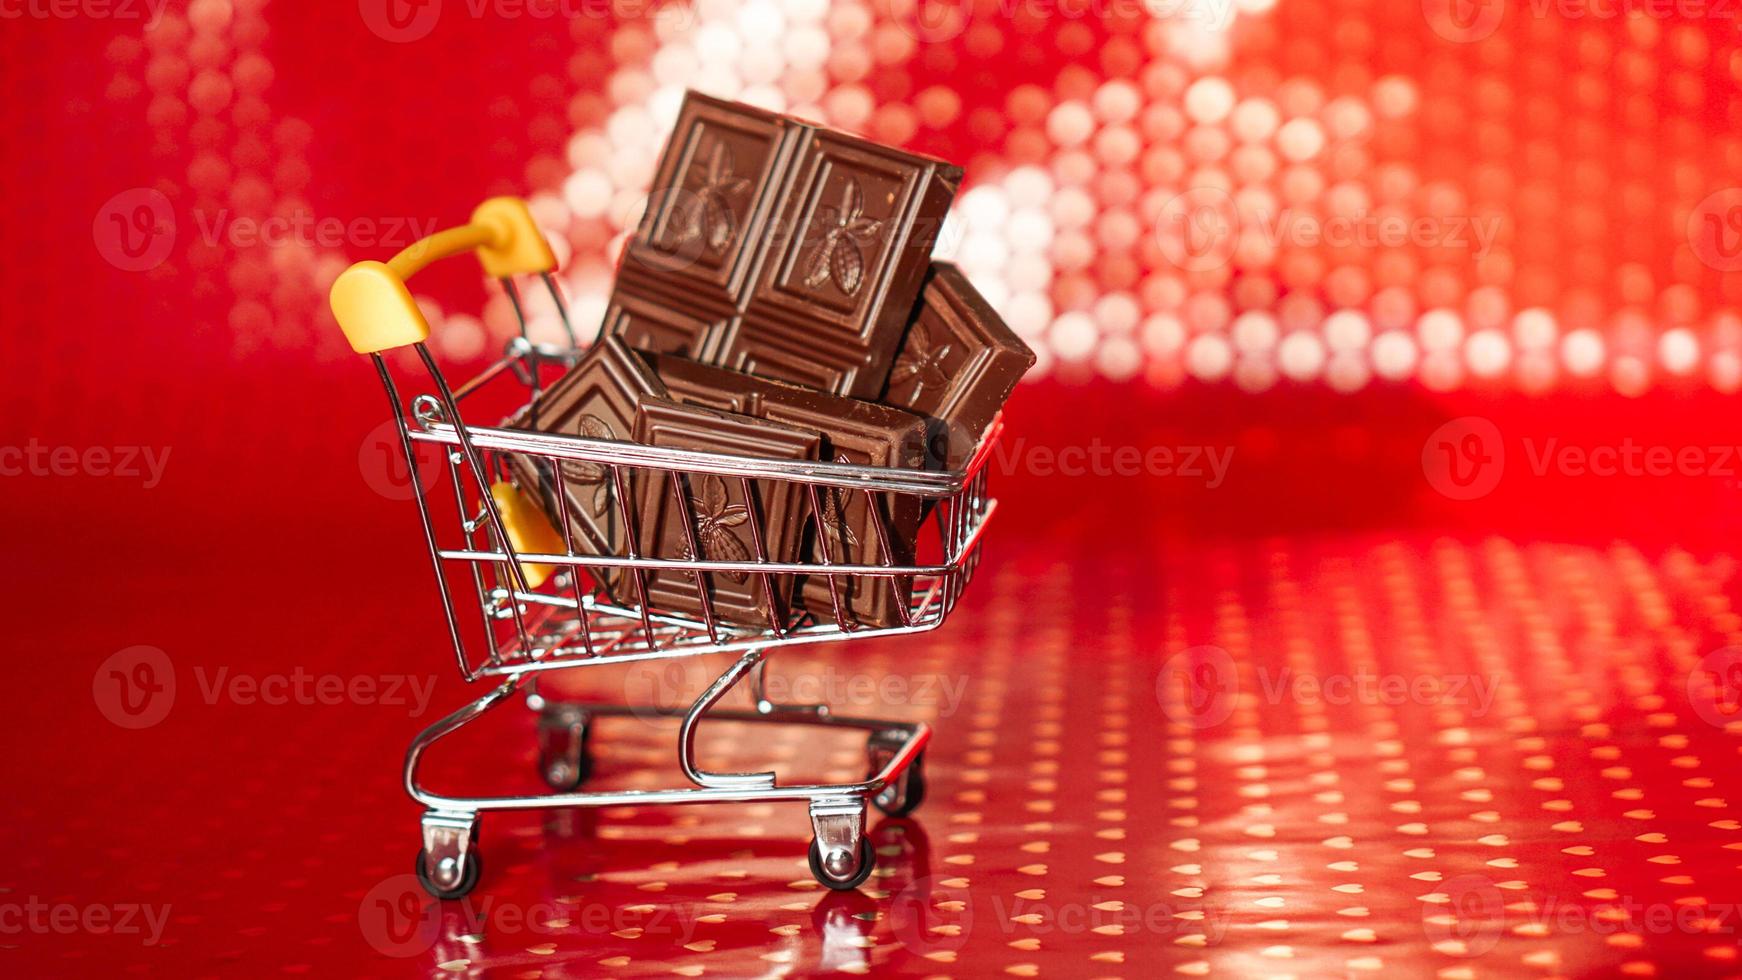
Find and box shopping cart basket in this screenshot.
[329,198,1000,898]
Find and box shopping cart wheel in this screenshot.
[871,751,927,818]
[537,706,594,791]
[808,835,876,891]
[415,847,481,900]
[415,814,482,900]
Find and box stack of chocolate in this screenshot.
[509,91,1034,630]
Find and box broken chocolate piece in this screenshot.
[881,262,1035,470]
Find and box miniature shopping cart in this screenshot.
[329,198,999,899]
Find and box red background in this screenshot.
[7,1,1742,976]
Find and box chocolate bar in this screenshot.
[881,262,1036,470]
[504,336,667,598]
[609,90,962,397]
[631,397,822,628]
[641,352,928,628]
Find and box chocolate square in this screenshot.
[631,397,822,628]
[641,352,928,627]
[881,263,1035,470]
[624,93,797,297]
[725,131,962,396]
[605,90,962,394]
[504,336,668,598]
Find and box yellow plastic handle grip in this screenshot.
[329,197,557,355]
[489,480,567,590]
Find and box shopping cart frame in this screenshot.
[331,199,1000,899]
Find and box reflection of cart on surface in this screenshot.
[330,199,1001,899]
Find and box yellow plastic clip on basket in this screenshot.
[328,196,567,588]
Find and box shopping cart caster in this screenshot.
[416,812,481,900]
[809,836,875,891]
[808,799,874,890]
[536,705,593,791]
[867,736,927,818]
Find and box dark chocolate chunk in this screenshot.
[605,90,961,396]
[641,352,928,628]
[723,130,962,397]
[881,262,1035,470]
[504,336,668,599]
[623,93,796,299]
[631,397,822,628]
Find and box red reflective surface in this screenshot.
[13,385,1742,976]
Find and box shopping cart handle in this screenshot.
[329,197,556,354]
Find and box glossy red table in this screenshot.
[12,379,1742,977]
